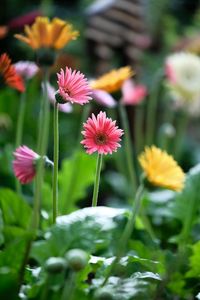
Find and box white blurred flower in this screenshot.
[14,61,39,80]
[165,52,200,116]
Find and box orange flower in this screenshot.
[0,53,25,92]
[15,16,79,50]
[0,26,8,39]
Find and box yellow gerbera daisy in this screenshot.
[90,66,134,93]
[15,17,79,50]
[138,146,185,192]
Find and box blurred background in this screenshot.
[1,0,200,204]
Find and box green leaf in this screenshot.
[186,241,200,278]
[0,188,31,229]
[170,164,200,243]
[58,151,97,214]
[0,209,4,246]
[92,271,161,300]
[31,207,126,264]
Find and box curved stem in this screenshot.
[102,184,145,285]
[53,102,59,223]
[92,153,103,207]
[145,69,163,146]
[17,69,50,291]
[119,102,137,192]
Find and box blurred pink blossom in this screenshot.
[14,61,39,80]
[165,63,176,83]
[13,145,39,184]
[121,79,147,105]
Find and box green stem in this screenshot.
[92,153,103,207]
[17,69,50,290]
[134,105,144,156]
[145,69,163,146]
[16,89,26,147]
[15,89,27,194]
[174,111,188,161]
[64,104,90,213]
[53,102,59,223]
[119,102,137,193]
[61,272,76,300]
[102,184,145,285]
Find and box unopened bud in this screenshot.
[65,249,88,272]
[45,257,66,274]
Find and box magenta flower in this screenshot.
[14,61,39,80]
[57,67,92,105]
[121,79,147,105]
[42,82,72,113]
[13,145,40,184]
[81,111,123,155]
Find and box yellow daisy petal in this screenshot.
[53,23,79,49]
[138,146,185,192]
[90,66,134,93]
[14,16,79,50]
[49,18,67,45]
[32,17,51,47]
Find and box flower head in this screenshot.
[166,52,200,100]
[121,79,147,105]
[14,61,39,80]
[90,66,134,93]
[43,82,72,113]
[165,52,200,117]
[13,145,40,184]
[81,111,124,155]
[57,67,92,105]
[139,146,185,192]
[15,16,79,50]
[0,53,25,92]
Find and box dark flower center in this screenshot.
[64,87,71,96]
[95,133,108,145]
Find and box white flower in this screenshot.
[165,52,200,116]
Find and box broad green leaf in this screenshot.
[58,150,97,214]
[31,207,126,264]
[0,188,31,229]
[170,164,200,243]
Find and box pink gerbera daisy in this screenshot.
[81,111,124,155]
[13,145,40,184]
[56,67,92,105]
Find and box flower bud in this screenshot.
[44,257,66,274]
[65,249,88,272]
[55,91,67,104]
[161,123,176,138]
